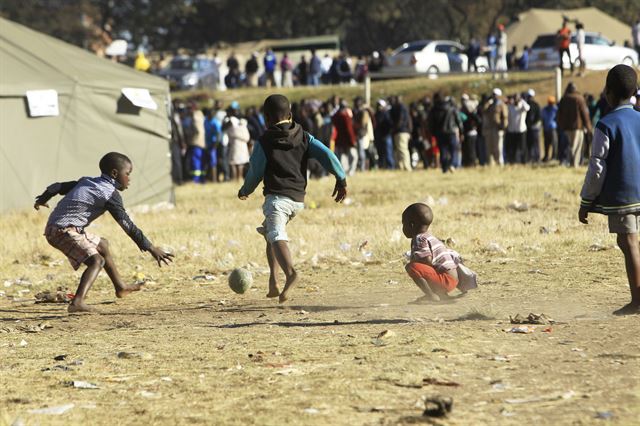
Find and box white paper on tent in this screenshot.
[26,89,59,117]
[122,88,157,110]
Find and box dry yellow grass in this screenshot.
[1,166,639,425]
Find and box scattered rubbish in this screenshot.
[492,382,507,391]
[422,377,461,387]
[138,390,158,398]
[192,274,216,281]
[160,376,173,382]
[28,404,75,415]
[386,280,399,286]
[506,325,536,334]
[275,368,300,376]
[339,242,351,251]
[491,355,510,362]
[445,237,457,247]
[437,197,449,206]
[54,354,67,361]
[371,329,396,346]
[595,411,614,420]
[66,381,98,389]
[19,339,28,347]
[528,268,548,275]
[507,201,529,212]
[484,242,507,255]
[303,408,319,414]
[422,396,453,418]
[68,359,84,366]
[42,365,72,372]
[510,313,555,325]
[342,197,354,206]
[297,310,308,315]
[589,243,608,252]
[505,390,575,404]
[117,351,153,360]
[543,327,553,333]
[539,225,559,234]
[357,240,369,251]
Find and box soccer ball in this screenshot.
[228,268,253,294]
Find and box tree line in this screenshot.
[1,0,638,55]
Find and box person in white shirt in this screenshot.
[505,93,530,164]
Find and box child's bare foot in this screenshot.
[278,271,298,304]
[115,283,144,298]
[266,277,280,298]
[613,303,640,316]
[68,302,99,314]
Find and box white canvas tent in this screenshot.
[0,17,173,213]
[506,7,633,50]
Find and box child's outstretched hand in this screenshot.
[148,246,174,267]
[33,197,49,210]
[332,181,347,203]
[578,206,589,224]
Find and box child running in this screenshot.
[579,64,640,316]
[34,152,174,313]
[238,94,347,303]
[402,203,477,303]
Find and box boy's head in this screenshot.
[604,64,638,107]
[263,94,292,127]
[402,203,433,238]
[99,152,132,191]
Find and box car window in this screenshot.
[532,35,556,49]
[397,42,429,53]
[170,59,196,70]
[593,36,610,46]
[435,44,451,53]
[585,35,595,44]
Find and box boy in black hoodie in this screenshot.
[238,94,347,303]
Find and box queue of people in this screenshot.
[169,83,640,184]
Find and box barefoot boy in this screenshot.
[403,203,477,303]
[579,64,640,316]
[238,94,347,303]
[34,152,174,313]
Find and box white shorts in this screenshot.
[259,195,304,243]
[608,213,640,234]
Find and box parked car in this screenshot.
[156,55,219,90]
[529,32,638,70]
[381,40,488,76]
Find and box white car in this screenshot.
[529,32,638,70]
[381,40,488,76]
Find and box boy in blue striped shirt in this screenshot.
[579,65,640,316]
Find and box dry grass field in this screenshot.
[1,165,639,425]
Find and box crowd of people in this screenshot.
[169,82,640,184]
[222,49,375,89]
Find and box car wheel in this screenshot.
[622,56,634,66]
[427,66,439,75]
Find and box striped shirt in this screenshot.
[411,232,460,272]
[36,175,151,251]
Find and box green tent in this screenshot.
[0,17,173,213]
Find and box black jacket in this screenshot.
[259,123,309,202]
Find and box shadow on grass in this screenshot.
[211,318,413,329]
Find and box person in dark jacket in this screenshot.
[238,94,347,304]
[428,93,463,173]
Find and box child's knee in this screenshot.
[87,254,105,268]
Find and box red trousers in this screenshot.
[406,262,458,293]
